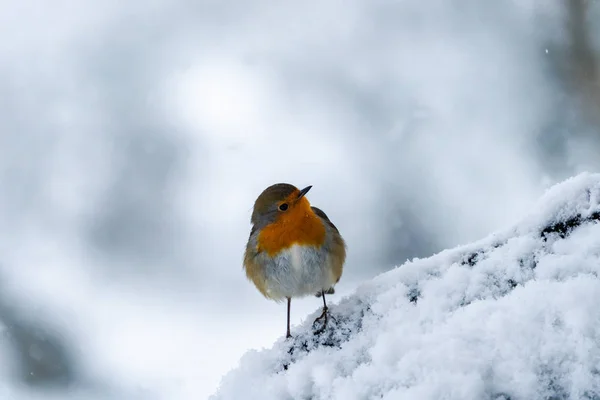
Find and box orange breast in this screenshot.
[257,198,326,256]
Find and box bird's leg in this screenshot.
[313,292,335,334]
[286,297,292,339]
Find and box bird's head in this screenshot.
[250,183,313,228]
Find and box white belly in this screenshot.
[260,244,335,300]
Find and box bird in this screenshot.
[243,183,347,339]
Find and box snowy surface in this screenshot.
[211,172,600,400]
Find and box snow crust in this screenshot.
[211,172,600,400]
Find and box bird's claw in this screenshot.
[312,307,336,335]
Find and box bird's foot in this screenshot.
[312,306,336,335]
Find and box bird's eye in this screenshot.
[278,203,289,211]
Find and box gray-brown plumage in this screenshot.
[243,183,346,338]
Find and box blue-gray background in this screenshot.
[1,1,599,398]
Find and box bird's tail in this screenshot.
[315,287,335,297]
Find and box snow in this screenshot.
[211,172,600,400]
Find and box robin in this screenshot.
[243,183,347,339]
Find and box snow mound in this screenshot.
[211,173,600,400]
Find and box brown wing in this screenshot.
[243,225,272,299]
[243,239,271,299]
[311,206,340,233]
[311,206,346,290]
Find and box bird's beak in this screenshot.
[297,185,312,200]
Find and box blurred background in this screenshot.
[1,0,600,398]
